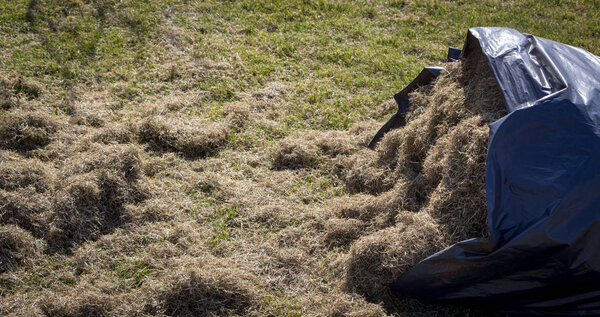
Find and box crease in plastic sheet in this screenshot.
[385,27,600,315]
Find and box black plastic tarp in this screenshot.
[381,27,600,315]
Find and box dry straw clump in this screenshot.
[0,225,39,273]
[271,128,370,170]
[45,144,149,250]
[0,110,60,151]
[0,76,41,110]
[341,48,506,304]
[0,37,504,315]
[38,285,115,317]
[138,115,232,158]
[152,262,260,316]
[344,211,444,300]
[0,153,51,192]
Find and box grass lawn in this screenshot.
[1,0,599,316]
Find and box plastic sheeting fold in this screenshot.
[383,27,600,315]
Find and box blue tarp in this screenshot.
[383,27,600,315]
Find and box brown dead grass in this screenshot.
[0,225,39,273]
[39,285,115,317]
[0,47,505,316]
[0,110,60,151]
[154,263,260,316]
[0,76,41,110]
[343,212,444,300]
[138,116,230,158]
[337,48,505,307]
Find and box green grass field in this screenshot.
[1,0,599,316]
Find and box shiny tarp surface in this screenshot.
[388,27,600,315]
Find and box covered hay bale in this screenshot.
[339,46,506,306]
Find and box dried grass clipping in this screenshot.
[342,48,506,301]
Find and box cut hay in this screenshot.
[338,48,506,305]
[138,116,230,158]
[154,264,260,316]
[45,144,149,250]
[38,285,115,317]
[0,188,50,236]
[324,217,365,248]
[0,76,41,110]
[0,110,59,151]
[344,211,445,300]
[271,130,362,170]
[343,49,504,235]
[0,155,51,193]
[0,28,505,316]
[0,224,39,273]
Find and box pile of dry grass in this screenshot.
[341,48,506,303]
[0,76,41,110]
[138,116,230,158]
[0,153,51,193]
[0,188,50,237]
[0,39,504,315]
[343,212,444,300]
[46,144,149,250]
[38,286,115,317]
[0,225,39,273]
[0,110,60,151]
[0,139,154,253]
[152,262,260,316]
[271,124,375,170]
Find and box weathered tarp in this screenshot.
[387,27,600,315]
